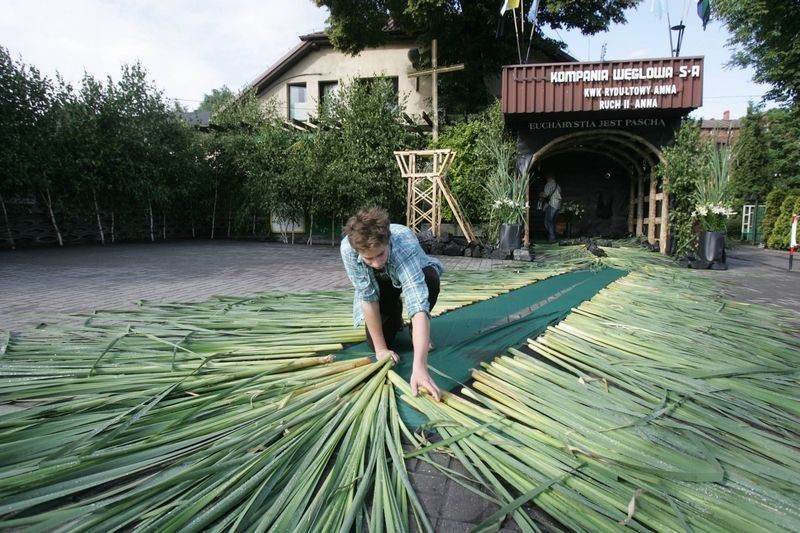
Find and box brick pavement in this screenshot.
[0,240,498,334]
[698,243,800,315]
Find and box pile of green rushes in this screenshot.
[396,244,800,531]
[0,264,568,531]
[3,242,798,531]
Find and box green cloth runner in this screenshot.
[338,267,627,427]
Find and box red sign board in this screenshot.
[502,57,703,114]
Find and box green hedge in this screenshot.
[766,192,800,249]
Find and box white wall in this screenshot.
[257,41,433,120]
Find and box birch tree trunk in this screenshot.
[93,190,105,245]
[227,203,232,238]
[148,200,155,242]
[162,213,166,240]
[111,210,115,243]
[211,180,218,239]
[42,188,63,247]
[0,192,15,249]
[307,211,314,245]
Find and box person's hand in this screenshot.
[410,366,441,402]
[375,348,399,364]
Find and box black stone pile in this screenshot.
[416,230,533,261]
[558,237,613,257]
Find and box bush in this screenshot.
[431,102,507,225]
[654,119,708,256]
[766,193,800,249]
[761,189,788,246]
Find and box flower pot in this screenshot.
[698,230,726,263]
[498,223,522,250]
[555,219,567,237]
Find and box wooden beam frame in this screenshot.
[393,149,477,243]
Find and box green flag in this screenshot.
[696,0,710,29]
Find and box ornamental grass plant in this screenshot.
[692,144,738,232]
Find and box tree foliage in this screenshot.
[766,192,800,249]
[728,103,774,203]
[314,77,422,222]
[655,119,709,256]
[713,0,800,105]
[197,85,234,114]
[763,107,800,190]
[760,189,787,245]
[0,49,212,245]
[431,101,509,225]
[0,54,424,248]
[313,0,641,113]
[729,104,800,207]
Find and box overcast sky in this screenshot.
[2,0,771,118]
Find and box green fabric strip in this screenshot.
[339,267,627,427]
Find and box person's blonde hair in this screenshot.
[345,206,390,251]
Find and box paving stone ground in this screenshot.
[0,240,499,333]
[1,240,797,530]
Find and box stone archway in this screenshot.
[525,129,670,253]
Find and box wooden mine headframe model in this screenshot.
[393,149,477,243]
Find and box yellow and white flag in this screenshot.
[500,0,520,15]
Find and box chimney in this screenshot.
[723,110,730,120]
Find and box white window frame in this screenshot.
[288,83,308,121]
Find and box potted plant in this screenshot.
[692,144,737,265]
[559,201,584,238]
[483,136,528,249]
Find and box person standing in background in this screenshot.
[540,175,562,242]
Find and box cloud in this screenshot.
[1,0,328,108]
[622,48,652,60]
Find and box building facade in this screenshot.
[245,31,434,128]
[502,56,705,252]
[244,30,570,130]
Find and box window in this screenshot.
[355,76,400,110]
[319,81,339,104]
[288,84,308,121]
[357,76,399,97]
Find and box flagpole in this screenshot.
[512,6,522,63]
[667,10,674,57]
[523,0,541,63]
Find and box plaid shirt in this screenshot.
[341,224,444,327]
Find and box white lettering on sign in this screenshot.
[527,118,668,130]
[550,69,609,83]
[584,87,602,97]
[603,85,651,97]
[625,118,667,127]
[633,98,658,108]
[653,84,677,95]
[612,67,673,80]
[599,99,622,109]
[679,65,702,77]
